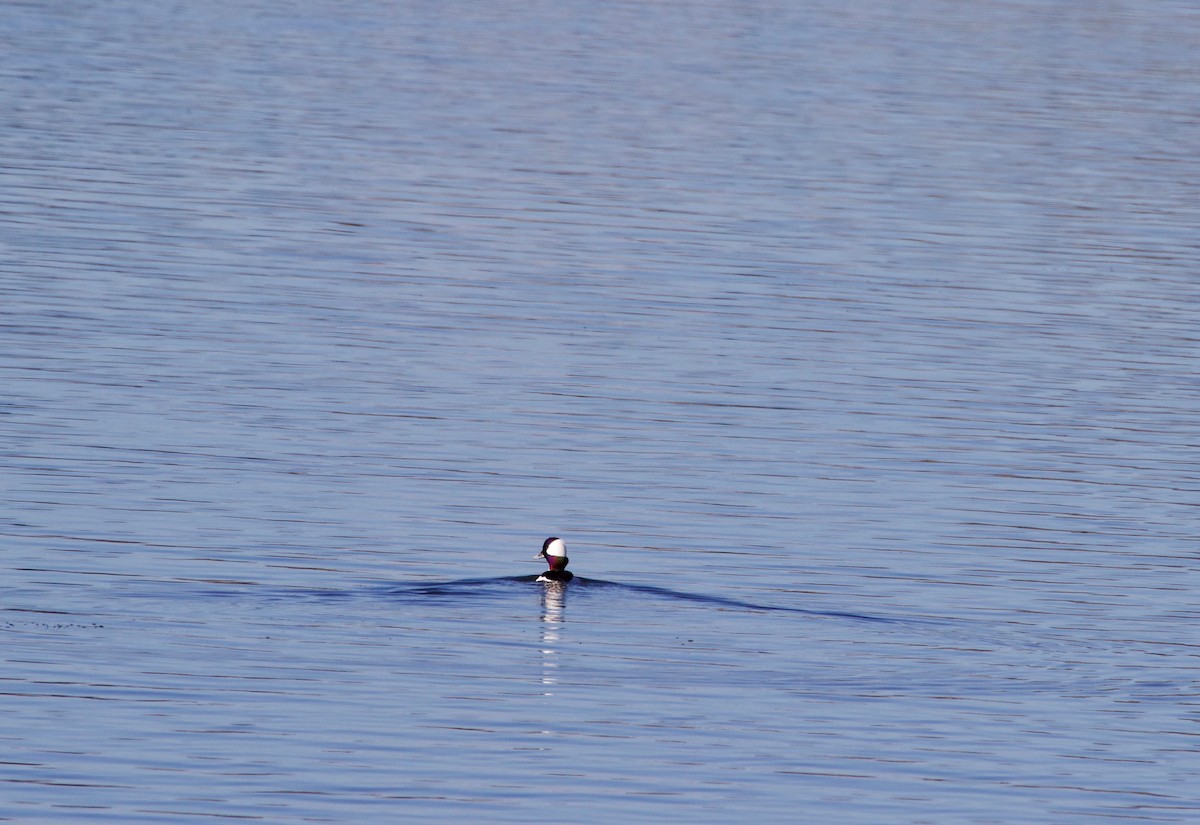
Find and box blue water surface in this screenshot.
[2,0,1198,823]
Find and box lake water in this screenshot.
[2,0,1198,822]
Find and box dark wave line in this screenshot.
[580,579,892,622]
[180,575,894,624]
[383,576,892,623]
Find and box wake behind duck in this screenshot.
[388,536,888,623]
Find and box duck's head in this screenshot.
[536,536,569,571]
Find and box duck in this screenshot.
[535,537,574,583]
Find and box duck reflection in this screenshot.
[538,580,566,693]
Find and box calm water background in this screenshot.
[2,0,1198,822]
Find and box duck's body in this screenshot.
[535,536,574,583]
[537,568,574,583]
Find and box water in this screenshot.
[2,0,1198,822]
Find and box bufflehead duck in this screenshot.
[535,537,574,583]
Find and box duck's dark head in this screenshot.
[538,536,569,571]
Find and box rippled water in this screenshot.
[3,0,1199,822]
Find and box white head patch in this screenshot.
[544,537,567,558]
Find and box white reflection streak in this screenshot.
[539,582,565,695]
